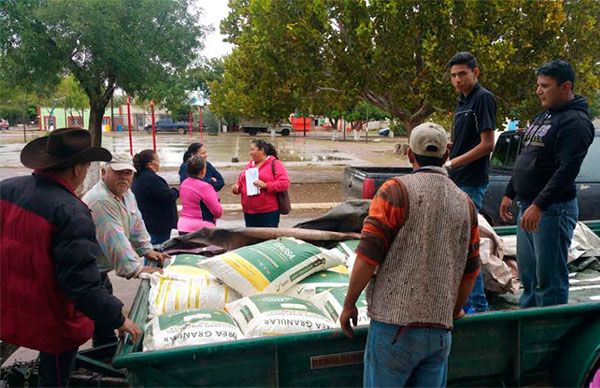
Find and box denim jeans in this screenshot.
[459,184,490,313]
[516,198,578,307]
[364,320,451,388]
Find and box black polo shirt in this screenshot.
[450,83,496,187]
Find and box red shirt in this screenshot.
[236,156,290,214]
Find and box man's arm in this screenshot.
[53,203,126,329]
[339,179,407,337]
[127,195,153,256]
[340,259,377,338]
[449,130,495,168]
[88,199,144,278]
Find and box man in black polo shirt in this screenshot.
[446,52,496,313]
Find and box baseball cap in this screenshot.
[105,152,137,172]
[409,122,448,158]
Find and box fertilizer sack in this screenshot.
[284,270,349,299]
[199,237,343,297]
[226,294,333,338]
[163,253,207,277]
[311,286,369,326]
[330,240,359,273]
[148,271,241,318]
[143,309,243,351]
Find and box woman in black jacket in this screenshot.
[132,150,179,244]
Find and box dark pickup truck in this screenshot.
[343,129,600,225]
[144,118,189,134]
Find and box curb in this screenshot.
[177,202,339,212]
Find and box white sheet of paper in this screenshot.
[245,168,260,196]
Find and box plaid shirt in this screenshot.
[83,181,152,278]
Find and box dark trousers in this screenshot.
[92,273,118,347]
[150,233,171,245]
[244,210,280,227]
[37,349,77,387]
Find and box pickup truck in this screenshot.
[112,222,600,387]
[144,118,189,134]
[343,129,600,225]
[240,119,292,136]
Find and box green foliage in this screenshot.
[0,79,46,123]
[1,0,206,145]
[214,0,600,130]
[589,91,600,120]
[54,75,88,118]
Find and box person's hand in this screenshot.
[253,179,267,189]
[211,177,217,182]
[499,196,514,223]
[454,309,466,320]
[145,251,169,264]
[118,318,142,344]
[232,183,240,194]
[339,305,358,338]
[139,266,163,275]
[520,203,542,232]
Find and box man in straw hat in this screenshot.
[0,128,141,387]
[340,123,480,387]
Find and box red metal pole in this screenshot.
[198,105,204,142]
[127,96,133,156]
[150,100,156,151]
[188,110,193,142]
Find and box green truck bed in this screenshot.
[113,222,600,387]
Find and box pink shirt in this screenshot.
[236,156,290,214]
[177,177,223,233]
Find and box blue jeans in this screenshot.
[150,233,171,245]
[459,184,490,313]
[364,320,451,388]
[516,199,578,307]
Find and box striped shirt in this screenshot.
[83,181,152,278]
[357,169,480,280]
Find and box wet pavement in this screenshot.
[0,129,408,366]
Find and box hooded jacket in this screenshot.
[505,95,595,209]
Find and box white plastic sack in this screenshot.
[226,294,333,338]
[148,271,241,318]
[143,309,243,351]
[284,270,349,300]
[163,253,208,277]
[199,237,343,297]
[311,286,369,327]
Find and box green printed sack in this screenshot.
[148,271,241,318]
[333,240,359,271]
[143,309,243,351]
[163,254,208,277]
[226,294,333,338]
[284,270,349,300]
[199,237,343,297]
[311,286,370,327]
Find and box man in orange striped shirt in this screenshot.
[340,122,480,387]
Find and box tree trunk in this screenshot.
[88,104,106,147]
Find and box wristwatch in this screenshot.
[444,160,453,171]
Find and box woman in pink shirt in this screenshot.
[232,139,290,227]
[177,156,223,234]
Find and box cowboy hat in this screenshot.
[20,127,112,169]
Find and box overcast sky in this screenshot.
[195,0,233,59]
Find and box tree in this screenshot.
[215,0,600,131]
[1,0,206,146]
[54,75,88,124]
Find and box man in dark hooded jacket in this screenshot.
[500,60,595,308]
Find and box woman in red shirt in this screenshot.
[232,140,290,227]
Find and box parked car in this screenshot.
[0,118,9,130]
[240,119,291,136]
[144,118,189,134]
[378,127,390,137]
[343,129,600,225]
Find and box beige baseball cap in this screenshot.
[409,122,448,158]
[104,152,137,172]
